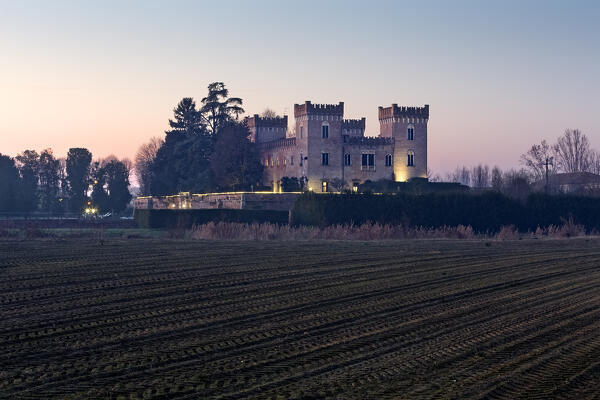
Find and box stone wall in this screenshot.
[134,193,299,212]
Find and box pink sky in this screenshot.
[1,1,598,177]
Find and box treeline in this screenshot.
[134,82,264,196]
[434,129,600,192]
[291,192,600,232]
[0,148,131,215]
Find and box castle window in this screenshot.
[385,154,392,167]
[344,153,351,166]
[290,156,294,165]
[407,151,415,167]
[321,152,329,166]
[300,153,303,167]
[361,153,375,171]
[322,180,328,193]
[300,126,303,139]
[407,126,414,140]
[322,124,329,139]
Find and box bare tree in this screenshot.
[135,137,163,196]
[448,166,471,186]
[260,108,278,118]
[491,166,503,191]
[553,129,592,173]
[471,164,490,188]
[589,150,600,175]
[501,169,531,200]
[427,168,440,182]
[520,139,554,181]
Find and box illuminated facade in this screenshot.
[247,101,429,192]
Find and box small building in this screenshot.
[535,172,600,194]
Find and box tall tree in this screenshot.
[0,154,21,212]
[168,98,206,135]
[210,122,263,191]
[92,160,132,214]
[150,98,213,194]
[491,166,503,191]
[134,137,163,196]
[15,150,40,212]
[37,149,61,212]
[471,165,490,188]
[589,151,600,175]
[520,139,554,181]
[103,160,132,214]
[66,148,92,212]
[553,129,592,173]
[200,82,244,134]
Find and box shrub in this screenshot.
[134,209,289,229]
[291,192,600,233]
[497,225,519,240]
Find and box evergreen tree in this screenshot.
[15,150,40,212]
[210,122,263,191]
[91,160,132,214]
[103,160,132,214]
[0,154,21,212]
[150,98,213,194]
[200,82,244,134]
[66,148,92,213]
[37,149,61,212]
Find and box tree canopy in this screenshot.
[66,148,92,212]
[147,82,260,195]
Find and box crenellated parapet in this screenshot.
[378,104,429,120]
[294,101,344,118]
[342,118,366,129]
[246,114,288,129]
[258,137,297,150]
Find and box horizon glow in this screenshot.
[1,0,599,176]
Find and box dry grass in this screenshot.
[190,219,590,241]
[190,222,477,241]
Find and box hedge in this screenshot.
[134,209,289,229]
[290,192,600,232]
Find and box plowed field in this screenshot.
[1,238,600,399]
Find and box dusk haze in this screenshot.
[2,0,599,175]
[3,1,600,399]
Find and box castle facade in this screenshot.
[247,101,429,192]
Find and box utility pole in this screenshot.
[544,157,553,194]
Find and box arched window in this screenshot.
[321,122,329,139]
[407,151,415,167]
[322,180,328,192]
[385,154,392,167]
[407,125,414,140]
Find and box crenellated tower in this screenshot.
[378,104,429,181]
[293,101,345,190]
[246,114,288,143]
[342,117,366,137]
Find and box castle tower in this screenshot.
[378,104,429,181]
[246,114,288,143]
[293,101,344,191]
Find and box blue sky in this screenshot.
[1,0,599,174]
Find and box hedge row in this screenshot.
[134,209,289,229]
[290,192,600,232]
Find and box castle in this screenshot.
[247,101,429,192]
